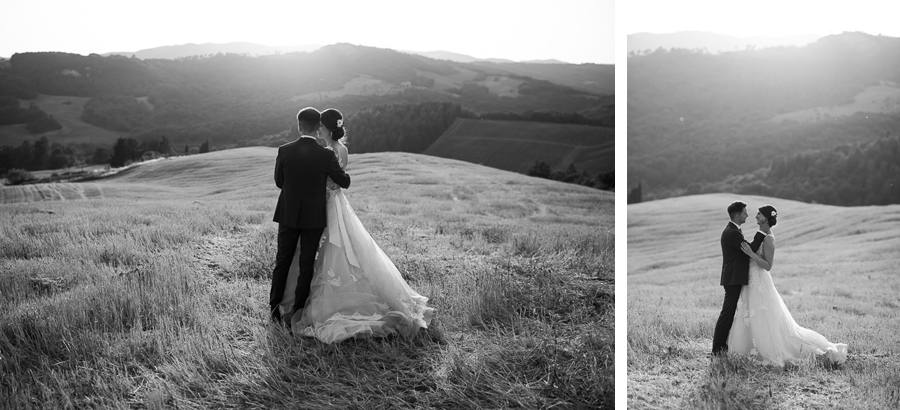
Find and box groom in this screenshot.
[711,201,765,355]
[269,107,351,326]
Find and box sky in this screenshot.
[1,0,614,64]
[624,0,900,38]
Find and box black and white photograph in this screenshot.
[626,0,900,408]
[0,0,615,408]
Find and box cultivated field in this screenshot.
[0,148,614,409]
[291,76,404,101]
[771,81,900,123]
[0,95,123,146]
[424,118,614,174]
[628,193,900,409]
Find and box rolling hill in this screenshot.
[628,31,900,205]
[0,94,122,146]
[473,61,614,95]
[103,42,322,59]
[404,50,515,64]
[424,118,614,174]
[627,31,820,54]
[0,147,614,207]
[0,147,613,408]
[628,193,900,408]
[1,43,613,178]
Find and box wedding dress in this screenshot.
[279,146,434,343]
[727,232,848,366]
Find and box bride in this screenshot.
[278,108,434,343]
[727,205,848,367]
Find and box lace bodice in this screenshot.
[325,145,347,192]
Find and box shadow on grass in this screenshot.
[248,320,448,409]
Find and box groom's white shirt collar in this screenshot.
[299,134,317,141]
[729,221,741,230]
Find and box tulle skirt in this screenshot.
[728,264,847,366]
[280,189,433,343]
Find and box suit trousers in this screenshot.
[712,285,743,354]
[269,224,325,319]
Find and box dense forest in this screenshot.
[686,133,900,206]
[527,161,614,191]
[629,32,900,205]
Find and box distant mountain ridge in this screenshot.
[1,43,613,176]
[102,42,572,64]
[628,31,821,54]
[103,42,322,59]
[404,50,568,64]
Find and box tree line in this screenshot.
[666,133,900,206]
[0,95,62,133]
[527,161,614,191]
[0,135,212,182]
[0,136,77,173]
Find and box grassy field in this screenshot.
[424,118,615,175]
[0,95,123,147]
[0,147,614,409]
[628,193,900,409]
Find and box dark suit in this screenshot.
[712,223,765,354]
[269,137,350,320]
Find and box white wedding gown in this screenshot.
[279,146,434,343]
[727,233,848,366]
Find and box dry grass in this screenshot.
[627,193,900,409]
[0,148,614,409]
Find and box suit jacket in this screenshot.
[719,223,766,286]
[273,138,350,229]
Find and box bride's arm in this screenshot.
[749,237,775,271]
[337,144,348,170]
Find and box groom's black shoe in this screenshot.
[271,308,282,324]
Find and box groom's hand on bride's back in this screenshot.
[326,154,350,189]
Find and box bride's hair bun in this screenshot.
[759,205,777,226]
[320,108,346,142]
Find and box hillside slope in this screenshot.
[424,118,614,174]
[0,147,613,408]
[628,32,900,203]
[3,44,611,149]
[1,147,614,213]
[628,193,900,408]
[0,94,122,146]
